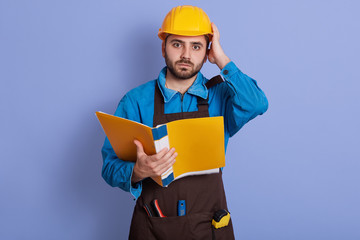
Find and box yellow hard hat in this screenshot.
[158,5,213,41]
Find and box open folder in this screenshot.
[96,111,225,187]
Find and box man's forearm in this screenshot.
[216,54,231,70]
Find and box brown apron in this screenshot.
[129,76,235,240]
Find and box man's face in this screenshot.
[162,35,208,80]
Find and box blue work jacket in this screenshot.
[101,61,268,200]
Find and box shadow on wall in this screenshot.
[118,22,165,91]
[61,115,135,239]
[60,26,163,239]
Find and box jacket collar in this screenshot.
[157,67,208,103]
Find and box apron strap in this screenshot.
[205,75,224,89]
[198,75,224,112]
[154,82,165,116]
[154,75,224,116]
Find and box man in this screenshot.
[101,5,268,239]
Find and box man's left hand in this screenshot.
[207,23,231,70]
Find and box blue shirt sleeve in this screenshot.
[101,95,143,200]
[220,61,268,137]
[100,62,268,200]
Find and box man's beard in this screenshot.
[165,53,206,80]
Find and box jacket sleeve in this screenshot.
[101,94,142,200]
[220,61,268,137]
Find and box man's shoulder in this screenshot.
[125,79,157,99]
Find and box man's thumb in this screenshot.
[134,139,144,154]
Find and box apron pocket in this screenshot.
[147,215,190,240]
[212,218,235,240]
[188,212,213,240]
[147,212,213,240]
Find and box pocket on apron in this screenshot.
[147,215,190,240]
[188,212,213,240]
[147,212,213,240]
[211,218,235,240]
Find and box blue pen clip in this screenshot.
[177,200,186,216]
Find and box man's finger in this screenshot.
[162,153,177,173]
[155,152,178,175]
[211,22,220,41]
[134,139,144,154]
[152,147,170,161]
[161,147,176,161]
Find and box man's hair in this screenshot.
[164,34,210,50]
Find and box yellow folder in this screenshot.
[96,111,225,186]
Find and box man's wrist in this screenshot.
[131,175,142,185]
[216,55,231,70]
[131,165,143,184]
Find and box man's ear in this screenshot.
[204,49,209,63]
[162,41,165,58]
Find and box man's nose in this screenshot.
[181,45,191,59]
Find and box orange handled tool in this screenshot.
[151,199,166,218]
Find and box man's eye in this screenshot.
[173,43,181,48]
[193,45,201,50]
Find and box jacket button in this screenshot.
[223,70,229,75]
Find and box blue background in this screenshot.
[1,0,359,239]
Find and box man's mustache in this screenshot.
[176,59,194,66]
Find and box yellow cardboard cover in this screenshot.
[95,112,156,161]
[96,111,225,186]
[166,117,225,178]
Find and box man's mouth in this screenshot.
[176,61,193,68]
[178,63,190,67]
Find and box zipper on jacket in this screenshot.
[180,92,184,112]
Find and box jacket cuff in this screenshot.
[129,165,142,200]
[220,61,240,79]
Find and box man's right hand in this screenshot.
[131,139,177,184]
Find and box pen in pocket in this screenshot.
[177,200,186,216]
[151,199,166,217]
[143,203,153,217]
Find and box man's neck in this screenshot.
[165,69,198,94]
